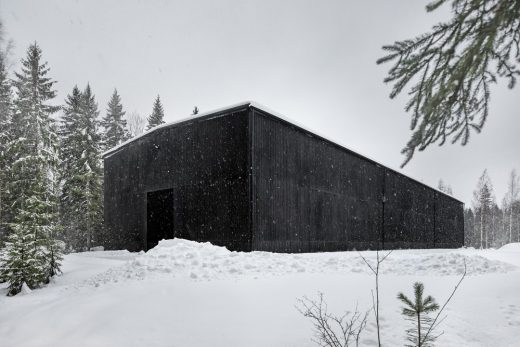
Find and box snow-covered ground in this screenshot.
[1,240,519,347]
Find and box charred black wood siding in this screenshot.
[104,108,251,251]
[383,171,435,249]
[249,107,463,252]
[104,103,464,253]
[434,192,464,248]
[251,109,383,252]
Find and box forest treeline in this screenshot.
[0,37,517,295]
[0,37,168,294]
[439,170,520,249]
[0,42,167,250]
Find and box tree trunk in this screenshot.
[417,312,422,346]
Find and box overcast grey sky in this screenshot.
[1,0,518,205]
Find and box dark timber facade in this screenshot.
[103,102,464,252]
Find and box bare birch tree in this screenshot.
[126,111,146,138]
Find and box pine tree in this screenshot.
[146,95,165,130]
[60,85,103,251]
[473,170,495,249]
[378,0,520,166]
[101,89,128,150]
[192,106,199,115]
[0,43,62,294]
[397,282,440,347]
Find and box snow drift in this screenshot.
[499,242,520,251]
[2,238,520,347]
[86,238,516,286]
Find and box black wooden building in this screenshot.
[103,102,464,252]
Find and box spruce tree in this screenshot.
[0,223,44,294]
[60,86,84,250]
[101,89,128,150]
[0,43,62,294]
[77,85,103,248]
[146,95,165,130]
[0,49,12,245]
[60,86,83,180]
[192,106,199,115]
[60,85,103,251]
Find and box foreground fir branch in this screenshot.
[377,0,520,166]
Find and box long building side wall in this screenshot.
[251,109,384,252]
[250,108,464,252]
[383,170,436,249]
[104,109,251,252]
[435,192,465,248]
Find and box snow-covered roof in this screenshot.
[102,101,462,203]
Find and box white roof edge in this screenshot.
[102,100,463,203]
[101,101,254,158]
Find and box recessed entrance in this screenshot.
[146,188,174,250]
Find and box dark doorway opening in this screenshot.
[146,188,174,250]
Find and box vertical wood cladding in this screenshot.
[104,108,251,252]
[250,108,463,252]
[383,171,435,249]
[104,103,464,253]
[251,109,383,252]
[434,192,464,248]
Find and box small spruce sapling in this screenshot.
[44,234,64,280]
[397,282,439,347]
